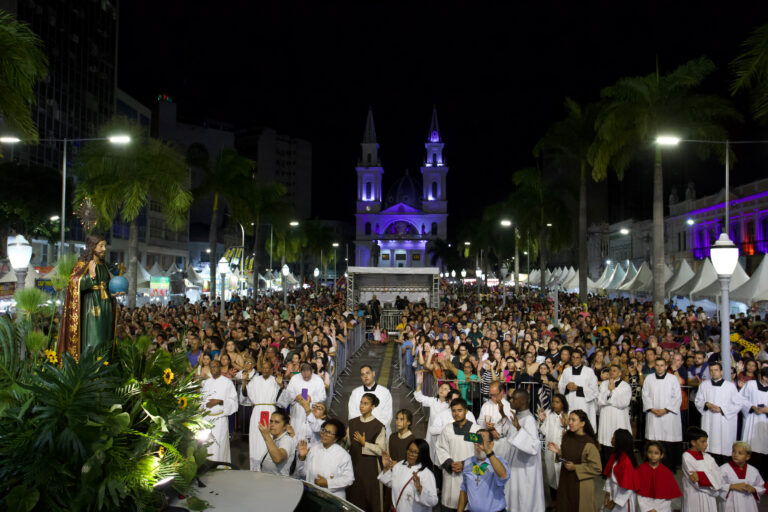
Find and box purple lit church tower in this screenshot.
[354,107,448,267]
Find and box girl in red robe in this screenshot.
[635,441,681,512]
[601,429,638,512]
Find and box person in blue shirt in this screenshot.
[457,429,509,512]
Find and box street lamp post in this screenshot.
[461,268,466,292]
[282,263,290,306]
[313,267,320,294]
[500,263,508,309]
[332,242,339,293]
[7,234,32,359]
[475,267,482,297]
[711,233,739,380]
[217,257,228,320]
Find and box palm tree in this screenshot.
[191,148,254,301]
[535,99,602,302]
[233,180,287,278]
[0,10,47,152]
[591,57,741,322]
[73,121,192,308]
[731,23,768,122]
[508,167,573,289]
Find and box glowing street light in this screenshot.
[500,219,512,227]
[0,136,21,143]
[289,221,300,227]
[620,228,630,235]
[655,135,681,146]
[687,218,695,226]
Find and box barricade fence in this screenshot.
[327,321,366,410]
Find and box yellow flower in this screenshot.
[103,361,109,366]
[178,397,188,409]
[44,349,58,364]
[158,446,165,457]
[163,368,174,385]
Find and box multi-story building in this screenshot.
[236,127,312,219]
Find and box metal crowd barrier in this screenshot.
[326,322,366,411]
[381,309,403,333]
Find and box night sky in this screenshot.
[119,1,768,236]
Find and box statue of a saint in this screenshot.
[58,235,118,361]
[369,241,381,267]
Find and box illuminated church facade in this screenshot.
[354,107,448,267]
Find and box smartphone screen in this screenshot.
[260,411,270,426]
[302,388,309,400]
[464,432,481,443]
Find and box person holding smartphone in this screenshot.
[246,359,282,471]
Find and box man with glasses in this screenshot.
[478,381,513,438]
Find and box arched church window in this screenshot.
[431,222,438,235]
[432,153,437,166]
[375,223,380,234]
[421,224,426,234]
[365,222,371,235]
[367,153,372,164]
[365,182,372,200]
[431,181,438,199]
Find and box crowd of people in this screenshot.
[117,282,768,511]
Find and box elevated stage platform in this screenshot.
[346,266,440,310]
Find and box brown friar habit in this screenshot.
[383,431,416,509]
[348,416,386,512]
[555,433,602,512]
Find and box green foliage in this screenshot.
[0,319,208,511]
[0,10,48,151]
[12,287,48,318]
[50,254,78,292]
[731,23,768,122]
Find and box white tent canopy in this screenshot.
[620,261,651,291]
[562,270,600,293]
[604,264,627,290]
[612,263,637,290]
[671,258,718,298]
[166,263,182,275]
[731,256,768,304]
[137,264,153,287]
[665,260,694,296]
[0,269,16,283]
[148,262,166,277]
[593,265,613,289]
[696,262,749,300]
[186,264,203,285]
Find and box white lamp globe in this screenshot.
[451,270,456,278]
[7,235,32,270]
[461,269,467,278]
[313,267,320,277]
[282,264,290,277]
[710,233,739,277]
[217,257,229,275]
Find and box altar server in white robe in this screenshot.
[719,441,764,512]
[597,364,632,455]
[414,373,451,462]
[539,393,568,498]
[378,439,439,512]
[694,361,745,463]
[201,360,239,463]
[435,398,480,510]
[297,418,355,499]
[494,389,546,512]
[348,364,393,435]
[429,392,476,441]
[558,349,598,428]
[642,358,682,469]
[277,362,326,434]
[246,358,282,471]
[477,381,515,439]
[681,426,724,512]
[740,368,768,476]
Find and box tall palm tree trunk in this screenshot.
[251,217,261,293]
[127,217,139,309]
[578,164,588,303]
[652,148,665,325]
[539,229,547,289]
[514,229,520,295]
[209,193,219,303]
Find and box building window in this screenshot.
[365,182,372,200]
[431,222,438,236]
[365,222,371,235]
[745,219,756,255]
[412,253,421,261]
[431,181,438,199]
[730,221,742,247]
[760,216,768,253]
[382,253,390,261]
[367,153,372,164]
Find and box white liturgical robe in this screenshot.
[277,373,326,433]
[642,373,682,442]
[539,409,565,489]
[300,442,355,499]
[413,390,450,462]
[597,380,632,446]
[558,365,598,428]
[201,375,238,463]
[719,462,764,512]
[428,408,476,439]
[245,373,281,471]
[378,462,439,512]
[681,450,723,512]
[435,420,480,509]
[494,410,546,512]
[477,398,515,439]
[694,379,744,456]
[348,383,393,435]
[602,467,636,512]
[740,380,768,454]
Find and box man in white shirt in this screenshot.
[694,361,745,465]
[478,381,514,439]
[558,349,598,428]
[278,362,326,435]
[201,360,238,464]
[643,358,683,470]
[348,364,393,435]
[597,364,632,461]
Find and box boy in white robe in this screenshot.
[694,361,745,465]
[642,358,682,470]
[277,362,326,435]
[414,373,451,462]
[201,360,238,464]
[739,369,768,476]
[558,350,598,428]
[348,364,393,435]
[681,426,724,512]
[435,398,480,511]
[719,441,764,512]
[297,418,355,499]
[494,389,546,512]
[246,359,282,471]
[597,364,631,458]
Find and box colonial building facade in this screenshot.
[354,107,448,267]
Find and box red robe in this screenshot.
[603,452,639,491]
[636,461,682,499]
